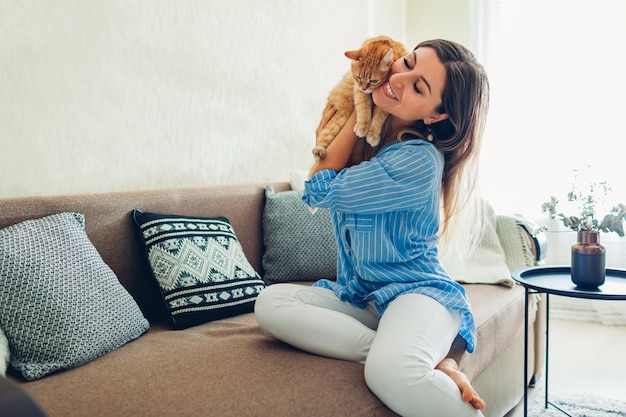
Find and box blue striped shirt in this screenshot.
[303,138,477,353]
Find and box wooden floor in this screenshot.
[505,318,626,417]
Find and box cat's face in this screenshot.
[346,46,395,94]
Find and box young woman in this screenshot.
[255,39,489,417]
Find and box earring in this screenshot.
[425,124,435,142]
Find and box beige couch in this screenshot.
[0,183,545,417]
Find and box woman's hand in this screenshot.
[309,110,360,178]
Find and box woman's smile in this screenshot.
[383,81,398,100]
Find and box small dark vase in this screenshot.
[571,231,606,289]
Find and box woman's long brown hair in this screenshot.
[413,39,490,236]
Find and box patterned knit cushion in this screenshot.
[132,210,265,329]
[262,186,337,283]
[0,212,149,381]
[496,214,541,272]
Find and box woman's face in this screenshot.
[372,46,448,127]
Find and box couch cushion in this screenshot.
[0,212,149,381]
[451,283,530,382]
[262,186,337,283]
[132,210,266,329]
[22,314,396,417]
[20,282,534,417]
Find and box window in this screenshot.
[478,0,626,220]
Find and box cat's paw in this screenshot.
[366,132,381,147]
[354,122,370,138]
[312,146,326,161]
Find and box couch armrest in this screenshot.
[496,213,547,270]
[0,375,48,417]
[495,213,548,387]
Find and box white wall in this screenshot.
[405,0,475,51]
[0,0,406,198]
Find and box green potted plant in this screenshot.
[541,165,626,288]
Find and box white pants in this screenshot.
[255,284,484,417]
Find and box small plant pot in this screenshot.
[571,231,606,289]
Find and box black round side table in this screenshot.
[512,266,626,417]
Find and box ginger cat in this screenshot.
[312,36,407,161]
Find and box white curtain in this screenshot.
[478,0,626,325]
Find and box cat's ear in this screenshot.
[381,48,395,66]
[345,50,361,61]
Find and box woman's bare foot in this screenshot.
[436,358,486,410]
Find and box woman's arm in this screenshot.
[305,140,441,213]
[309,110,360,178]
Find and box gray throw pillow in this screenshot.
[0,212,149,381]
[261,186,337,283]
